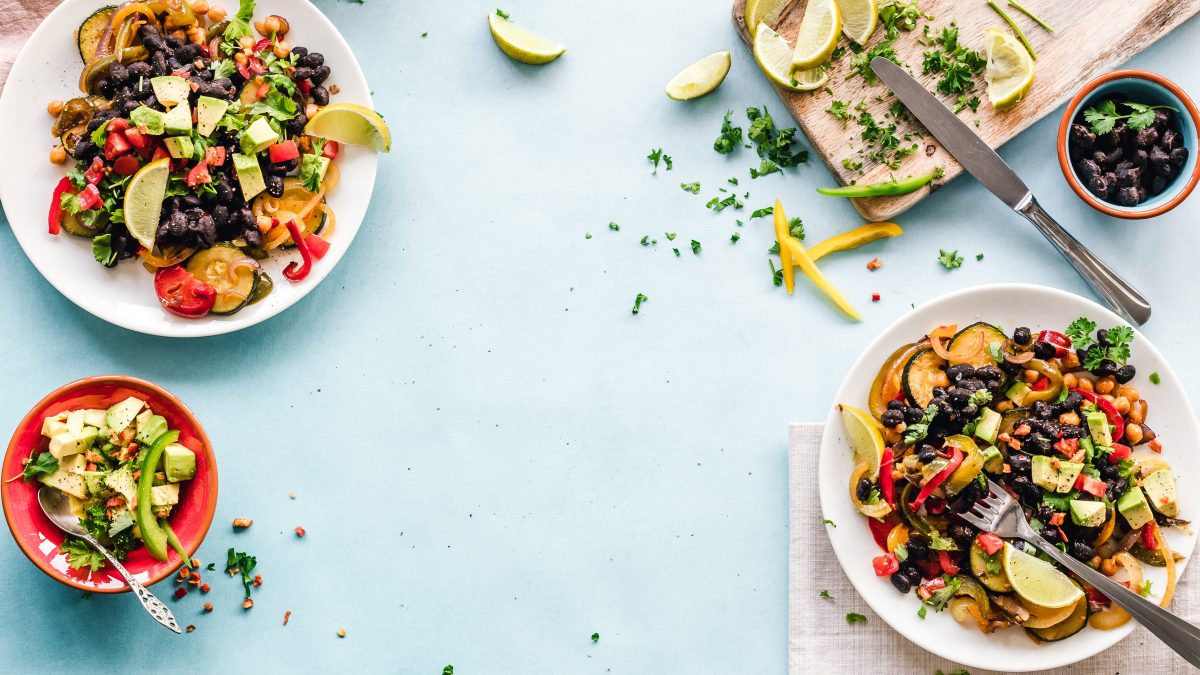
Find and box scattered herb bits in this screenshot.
[938,249,964,270]
[631,293,648,315]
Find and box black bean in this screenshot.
[310,65,331,85]
[1070,540,1095,561]
[1116,364,1136,384]
[1094,359,1119,377]
[1000,360,1023,376]
[905,541,928,561]
[311,86,330,106]
[71,139,97,160]
[300,52,324,68]
[1117,186,1141,206]
[1032,401,1052,419]
[1040,526,1060,543]
[1131,148,1148,169]
[1033,341,1056,359]
[1008,453,1031,474]
[152,51,169,77]
[165,35,184,50]
[1107,478,1129,501]
[285,112,307,135]
[1169,146,1189,169]
[1134,126,1159,148]
[265,161,290,177]
[175,44,201,62]
[917,446,937,464]
[108,63,129,84]
[903,566,922,585]
[856,477,872,501]
[948,522,976,545]
[881,409,904,428]
[265,173,285,198]
[903,407,924,424]
[1162,128,1181,151]
[292,66,315,81]
[139,25,166,52]
[1115,164,1141,188]
[1060,391,1083,411]
[1148,145,1171,176]
[1069,123,1095,150]
[976,365,1003,381]
[887,400,905,411]
[1150,175,1168,195]
[891,572,913,593]
[291,46,309,59]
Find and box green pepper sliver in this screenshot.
[1022,359,1064,403]
[817,170,942,198]
[986,0,1037,60]
[162,521,191,569]
[136,430,178,563]
[1007,0,1055,33]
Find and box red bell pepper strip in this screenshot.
[154,266,217,318]
[283,221,314,282]
[1031,376,1049,391]
[879,448,895,508]
[76,183,102,211]
[1142,521,1158,550]
[977,533,1004,556]
[908,447,964,512]
[937,550,960,575]
[1072,389,1124,442]
[48,177,73,235]
[1108,443,1132,465]
[1037,330,1072,358]
[305,233,330,259]
[867,515,896,551]
[872,552,899,576]
[83,157,105,185]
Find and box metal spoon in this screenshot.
[38,487,181,634]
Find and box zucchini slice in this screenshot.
[185,244,259,315]
[949,321,1008,369]
[869,341,927,422]
[77,6,117,65]
[60,212,106,238]
[901,348,947,408]
[1027,591,1088,641]
[969,539,1013,592]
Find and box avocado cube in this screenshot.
[39,468,88,499]
[48,427,97,459]
[1086,411,1112,447]
[136,414,169,445]
[232,152,266,200]
[1031,455,1084,493]
[974,408,1002,444]
[163,443,196,483]
[196,96,229,137]
[66,409,85,434]
[239,117,278,155]
[161,101,192,137]
[980,445,1003,473]
[1142,468,1178,517]
[41,413,68,438]
[151,483,180,507]
[1117,485,1155,530]
[105,396,145,434]
[164,136,195,159]
[150,75,190,107]
[1069,499,1107,527]
[298,153,330,188]
[105,464,137,503]
[130,105,166,135]
[79,471,109,497]
[1006,381,1031,406]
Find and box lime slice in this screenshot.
[983,28,1034,110]
[790,0,841,71]
[754,23,830,92]
[745,0,790,37]
[123,157,170,251]
[840,404,885,479]
[834,0,877,45]
[666,51,732,101]
[1003,543,1084,609]
[487,12,566,65]
[304,103,392,152]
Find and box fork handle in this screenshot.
[78,532,182,634]
[1022,532,1200,667]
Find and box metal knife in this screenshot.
[870,57,1151,325]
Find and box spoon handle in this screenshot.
[79,532,181,634]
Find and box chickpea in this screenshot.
[1128,399,1147,424]
[1023,369,1039,384]
[1101,394,1115,405]
[207,4,226,22]
[171,28,188,40]
[1117,385,1140,402]
[1063,372,1078,389]
[1077,378,1095,393]
[49,146,67,164]
[254,20,267,36]
[239,35,256,50]
[1096,376,1116,394]
[1113,396,1131,414]
[273,39,291,59]
[1125,423,1144,445]
[305,103,319,117]
[1149,439,1163,453]
[934,371,950,388]
[1058,411,1080,426]
[191,27,208,45]
[1062,350,1081,369]
[234,51,248,65]
[1100,558,1117,576]
[995,400,1013,412]
[256,215,274,232]
[47,99,64,116]
[263,15,283,35]
[189,0,209,14]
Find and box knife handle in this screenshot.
[1016,197,1152,325]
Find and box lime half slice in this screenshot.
[665,51,731,101]
[840,403,885,479]
[487,13,566,65]
[1003,543,1084,609]
[304,103,392,152]
[123,157,170,251]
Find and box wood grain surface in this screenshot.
[732,0,1200,220]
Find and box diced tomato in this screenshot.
[1054,438,1078,457]
[152,145,171,162]
[305,233,330,259]
[1031,376,1050,391]
[1085,586,1111,606]
[917,576,946,600]
[185,162,212,187]
[298,79,312,96]
[104,131,132,160]
[106,118,131,134]
[872,552,899,577]
[105,496,125,507]
[112,154,140,176]
[256,81,271,99]
[269,140,300,163]
[1037,330,1072,358]
[976,533,1004,556]
[124,127,149,149]
[1048,512,1065,527]
[76,183,102,210]
[154,266,216,318]
[84,157,106,185]
[135,138,158,159]
[205,146,226,166]
[937,550,960,575]
[321,140,340,159]
[1075,474,1107,498]
[1142,521,1158,550]
[1107,442,1132,465]
[867,516,896,551]
[912,557,940,580]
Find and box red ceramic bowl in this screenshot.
[2,376,217,593]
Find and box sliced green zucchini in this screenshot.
[969,539,1013,592]
[247,271,273,306]
[999,408,1031,438]
[60,212,106,238]
[77,6,116,65]
[185,244,259,315]
[949,321,1009,369]
[901,348,947,408]
[1026,591,1088,641]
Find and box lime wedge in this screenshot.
[303,103,392,152]
[840,403,885,479]
[834,0,878,45]
[1003,543,1084,609]
[745,0,790,38]
[123,157,170,251]
[487,12,566,65]
[790,0,841,71]
[754,23,830,92]
[665,51,731,101]
[983,28,1034,110]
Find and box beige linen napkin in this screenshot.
[1,0,61,92]
[789,422,1199,674]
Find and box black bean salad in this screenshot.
[842,319,1183,641]
[1070,96,1189,207]
[46,0,389,318]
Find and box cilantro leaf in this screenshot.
[938,249,964,269]
[222,0,257,44]
[226,547,258,600]
[632,293,648,315]
[680,182,700,194]
[92,234,117,267]
[21,452,58,481]
[845,612,867,624]
[690,240,702,254]
[60,538,105,572]
[713,111,743,154]
[903,404,938,444]
[820,589,833,599]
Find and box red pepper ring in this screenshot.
[1072,388,1124,442]
[282,220,315,282]
[48,176,74,235]
[1037,329,1072,358]
[908,446,964,512]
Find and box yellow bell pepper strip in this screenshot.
[772,200,795,294]
[808,222,903,262]
[136,430,178,563]
[817,169,943,198]
[786,233,862,320]
[161,521,191,570]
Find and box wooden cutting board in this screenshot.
[731,0,1200,221]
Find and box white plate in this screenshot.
[819,283,1200,672]
[0,0,377,337]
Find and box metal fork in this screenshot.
[960,478,1200,666]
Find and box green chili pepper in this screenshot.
[1022,359,1063,403]
[162,521,191,569]
[136,430,178,563]
[817,169,943,198]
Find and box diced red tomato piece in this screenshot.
[1085,586,1111,606]
[1054,438,1078,457]
[152,145,171,162]
[269,140,300,163]
[321,140,340,159]
[206,146,226,166]
[106,118,131,134]
[112,154,140,176]
[872,553,899,577]
[124,127,149,149]
[305,233,330,259]
[104,131,132,160]
[1049,512,1065,527]
[1108,443,1132,465]
[84,157,106,185]
[937,550,960,575]
[1031,376,1050,391]
[76,183,102,210]
[256,81,271,99]
[976,533,1004,556]
[1074,474,1107,498]
[917,576,946,600]
[185,162,212,187]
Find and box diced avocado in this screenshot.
[1142,469,1179,517]
[105,396,145,433]
[1117,485,1155,530]
[39,466,88,499]
[232,152,266,200]
[1031,455,1084,493]
[980,445,1003,473]
[150,75,190,107]
[108,507,136,537]
[83,408,107,429]
[79,471,110,496]
[974,408,1002,444]
[239,116,278,154]
[1006,381,1030,406]
[1069,499,1107,527]
[162,100,192,136]
[1086,411,1112,447]
[130,105,166,135]
[134,409,152,433]
[60,453,86,474]
[298,153,330,188]
[151,483,180,507]
[105,464,137,503]
[164,136,195,159]
[196,96,229,136]
[41,413,68,438]
[48,427,97,459]
[1079,437,1095,463]
[66,409,85,434]
[136,414,170,445]
[163,443,196,482]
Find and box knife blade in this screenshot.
[868,56,1152,325]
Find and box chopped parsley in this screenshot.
[820,589,834,600]
[591,632,600,642]
[21,452,58,481]
[730,232,741,244]
[879,0,929,39]
[822,518,837,527]
[903,404,938,444]
[443,667,455,675]
[938,249,964,269]
[681,182,700,193]
[827,100,852,121]
[60,538,105,572]
[713,110,744,154]
[647,148,672,174]
[1065,318,1134,370]
[975,253,984,261]
[922,25,986,96]
[632,293,648,315]
[917,575,961,618]
[1139,579,1154,598]
[690,240,702,254]
[746,106,807,176]
[706,195,743,212]
[769,260,783,287]
[787,217,805,241]
[1150,371,1161,385]
[1084,99,1177,135]
[967,389,993,407]
[845,612,867,624]
[226,547,258,601]
[664,232,677,241]
[494,8,510,20]
[608,222,620,231]
[953,94,981,113]
[640,235,654,246]
[749,206,774,219]
[849,41,900,84]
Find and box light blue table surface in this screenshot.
[2,2,1199,672]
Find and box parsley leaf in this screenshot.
[92,234,117,267]
[690,240,702,254]
[1150,371,1161,385]
[632,293,648,315]
[21,452,58,481]
[750,206,774,219]
[827,100,852,121]
[845,612,867,624]
[494,8,510,20]
[226,547,258,600]
[60,538,105,572]
[903,405,938,444]
[222,0,258,45]
[822,518,837,527]
[745,106,807,174]
[680,182,700,194]
[938,249,964,269]
[788,217,805,241]
[591,632,600,642]
[820,589,834,600]
[713,110,743,154]
[608,222,620,231]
